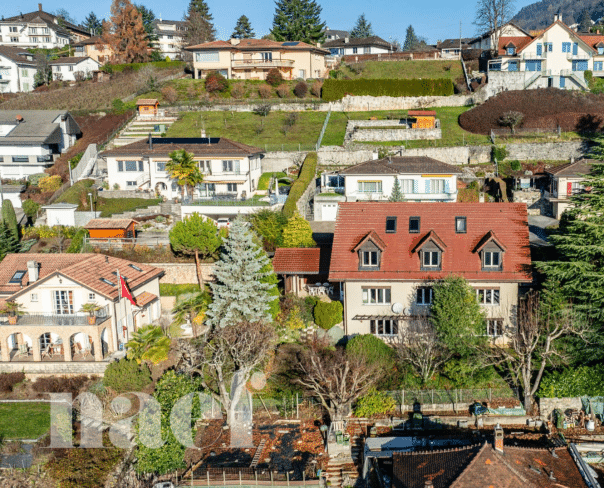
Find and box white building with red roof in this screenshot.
[329,202,532,342]
[0,253,164,369]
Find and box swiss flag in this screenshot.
[118,273,137,307]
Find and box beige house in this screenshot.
[0,253,163,365]
[328,203,532,344]
[73,36,114,64]
[544,159,592,219]
[185,38,330,80]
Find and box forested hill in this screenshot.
[511,0,604,31]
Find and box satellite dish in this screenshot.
[391,302,404,314]
[403,307,411,316]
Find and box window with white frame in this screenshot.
[370,319,398,336]
[88,293,96,301]
[126,181,137,187]
[29,28,37,34]
[261,52,272,61]
[400,179,414,193]
[9,27,17,33]
[361,250,378,267]
[362,287,391,305]
[10,37,19,42]
[226,183,237,192]
[31,293,38,302]
[429,179,446,193]
[422,249,440,269]
[352,47,358,54]
[483,250,501,269]
[68,65,74,71]
[118,160,143,172]
[416,287,433,305]
[487,319,504,337]
[53,290,74,314]
[455,216,467,233]
[358,181,382,193]
[476,288,500,305]
[156,162,166,172]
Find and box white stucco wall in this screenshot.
[344,174,457,202]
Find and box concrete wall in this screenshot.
[0,360,109,378]
[98,190,156,199]
[539,397,583,421]
[351,128,442,142]
[262,152,308,173]
[147,262,216,284]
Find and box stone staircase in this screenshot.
[107,115,178,149]
[325,453,358,488]
[160,201,182,221]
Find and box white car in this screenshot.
[216,218,230,229]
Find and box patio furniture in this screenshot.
[82,342,92,358]
[41,345,51,359]
[17,344,29,358]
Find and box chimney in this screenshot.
[105,255,109,263]
[554,11,562,23]
[344,37,349,43]
[148,133,153,150]
[38,3,42,11]
[27,261,39,283]
[372,151,379,160]
[424,481,434,488]
[494,424,504,453]
[16,115,23,124]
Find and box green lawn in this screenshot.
[338,60,464,81]
[167,111,329,150]
[97,197,162,217]
[159,283,201,296]
[258,172,286,190]
[0,402,50,439]
[55,179,95,205]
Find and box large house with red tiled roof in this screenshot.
[487,14,604,94]
[185,38,330,80]
[328,203,531,342]
[0,253,164,368]
[100,136,263,201]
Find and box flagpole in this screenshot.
[117,268,127,345]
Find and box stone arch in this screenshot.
[38,331,64,360]
[6,333,32,360]
[69,332,95,361]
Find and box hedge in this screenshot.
[103,60,185,73]
[321,78,455,101]
[538,364,604,398]
[282,152,317,218]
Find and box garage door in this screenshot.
[321,203,339,221]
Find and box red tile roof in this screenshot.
[329,203,531,282]
[0,253,164,300]
[135,291,158,307]
[393,443,588,487]
[408,110,436,116]
[577,35,604,49]
[273,248,323,275]
[185,38,329,54]
[497,36,533,55]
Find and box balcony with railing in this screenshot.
[232,58,295,69]
[0,305,110,327]
[567,53,590,61]
[522,52,545,60]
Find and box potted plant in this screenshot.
[80,302,101,325]
[2,301,24,325]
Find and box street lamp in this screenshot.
[88,192,94,214]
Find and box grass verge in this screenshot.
[337,60,464,81]
[97,198,162,217]
[159,283,201,296]
[0,402,50,439]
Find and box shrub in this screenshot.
[204,71,229,93]
[69,152,83,170]
[231,82,246,99]
[276,84,290,98]
[28,173,47,186]
[22,199,40,219]
[67,228,89,253]
[310,80,323,97]
[266,68,283,87]
[32,375,92,397]
[0,372,25,392]
[161,86,178,103]
[313,300,343,329]
[510,160,522,171]
[39,175,63,193]
[294,81,308,98]
[538,364,604,398]
[321,78,455,101]
[254,103,272,116]
[354,390,397,417]
[258,84,272,99]
[282,152,317,218]
[492,145,507,162]
[103,359,152,393]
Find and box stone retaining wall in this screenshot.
[0,361,109,379]
[99,190,156,199]
[148,262,216,284]
[351,128,442,142]
[539,397,583,421]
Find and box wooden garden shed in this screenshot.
[85,219,137,239]
[408,110,437,129]
[136,99,159,117]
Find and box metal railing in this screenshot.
[0,306,110,327]
[383,387,519,406]
[191,467,319,486]
[232,59,295,68]
[316,108,332,150]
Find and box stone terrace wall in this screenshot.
[539,397,583,421]
[146,262,216,284]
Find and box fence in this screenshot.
[315,108,332,150]
[83,236,170,250]
[490,126,561,143]
[384,387,519,407]
[190,467,319,487]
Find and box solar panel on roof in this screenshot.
[282,42,299,46]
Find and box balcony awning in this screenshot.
[352,314,413,320]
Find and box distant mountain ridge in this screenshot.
[511,0,604,31]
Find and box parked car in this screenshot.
[216,218,230,229]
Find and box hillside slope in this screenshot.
[512,0,604,31]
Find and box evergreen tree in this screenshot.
[206,218,276,328]
[232,15,255,39]
[281,212,316,247]
[184,0,216,46]
[0,222,20,260]
[2,200,18,241]
[389,178,405,202]
[579,9,592,32]
[83,12,103,36]
[403,24,420,51]
[537,137,604,323]
[53,8,76,25]
[102,0,149,63]
[271,0,326,44]
[350,14,374,39]
[135,4,157,42]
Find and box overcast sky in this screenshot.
[1,0,537,44]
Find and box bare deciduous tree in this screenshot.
[474,0,516,56]
[481,292,589,414]
[499,111,524,134]
[295,340,383,421]
[178,321,275,427]
[394,315,452,384]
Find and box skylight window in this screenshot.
[9,270,26,283]
[129,264,143,272]
[100,278,115,286]
[385,217,397,233]
[409,217,420,233]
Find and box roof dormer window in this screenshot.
[354,230,386,271]
[422,250,440,269]
[507,46,516,55]
[475,231,505,271]
[413,231,446,271]
[361,251,378,267]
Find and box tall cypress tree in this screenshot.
[403,25,420,51]
[271,0,326,44]
[206,218,276,328]
[2,200,18,241]
[232,15,255,39]
[0,222,19,260]
[350,14,374,39]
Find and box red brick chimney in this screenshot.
[494,424,504,453]
[38,3,42,11]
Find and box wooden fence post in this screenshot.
[287,471,290,487]
[207,470,210,487]
[271,470,274,486]
[223,469,226,485]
